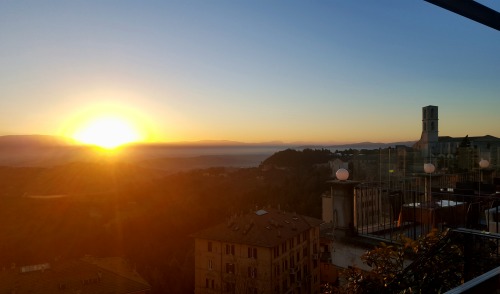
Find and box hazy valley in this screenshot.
[0,136,342,293]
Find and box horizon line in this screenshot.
[0,134,418,147]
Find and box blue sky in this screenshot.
[1,1,499,144]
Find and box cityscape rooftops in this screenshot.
[192,208,323,247]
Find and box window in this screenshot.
[208,259,213,270]
[226,263,235,274]
[248,247,257,259]
[206,278,215,289]
[226,244,235,255]
[248,266,257,278]
[208,241,212,252]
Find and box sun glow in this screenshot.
[72,116,142,149]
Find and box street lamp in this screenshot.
[424,163,436,174]
[479,159,490,197]
[479,159,490,170]
[424,163,436,228]
[424,163,435,203]
[336,168,349,181]
[331,168,358,233]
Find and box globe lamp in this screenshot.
[336,168,349,181]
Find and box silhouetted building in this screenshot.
[413,105,500,172]
[192,208,323,294]
[414,105,439,158]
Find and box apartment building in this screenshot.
[193,208,323,294]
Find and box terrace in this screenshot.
[342,170,500,292]
[354,172,500,240]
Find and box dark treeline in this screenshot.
[262,148,334,168]
[0,149,332,293]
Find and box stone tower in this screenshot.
[422,105,439,145]
[414,105,439,158]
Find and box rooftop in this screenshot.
[192,208,324,247]
[438,135,500,143]
[0,256,150,294]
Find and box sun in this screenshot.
[72,116,142,149]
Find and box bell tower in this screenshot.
[420,105,439,157]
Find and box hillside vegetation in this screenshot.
[262,148,333,168]
[0,149,332,293]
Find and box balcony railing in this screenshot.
[332,172,500,292]
[353,173,499,241]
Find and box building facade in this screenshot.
[413,105,500,173]
[193,208,323,294]
[414,105,439,158]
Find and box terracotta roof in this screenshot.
[192,208,324,247]
[0,257,150,294]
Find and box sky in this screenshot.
[1,0,499,145]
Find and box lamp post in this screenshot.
[424,163,435,203]
[330,168,358,235]
[479,159,490,197]
[424,163,436,228]
[479,159,490,174]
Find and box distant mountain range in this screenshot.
[324,141,416,150]
[0,135,75,147]
[0,135,416,168]
[0,135,416,149]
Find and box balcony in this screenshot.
[353,173,499,242]
[345,172,500,292]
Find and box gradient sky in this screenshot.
[1,1,499,144]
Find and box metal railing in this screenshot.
[445,228,500,293]
[354,173,499,241]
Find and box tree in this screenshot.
[337,229,464,294]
